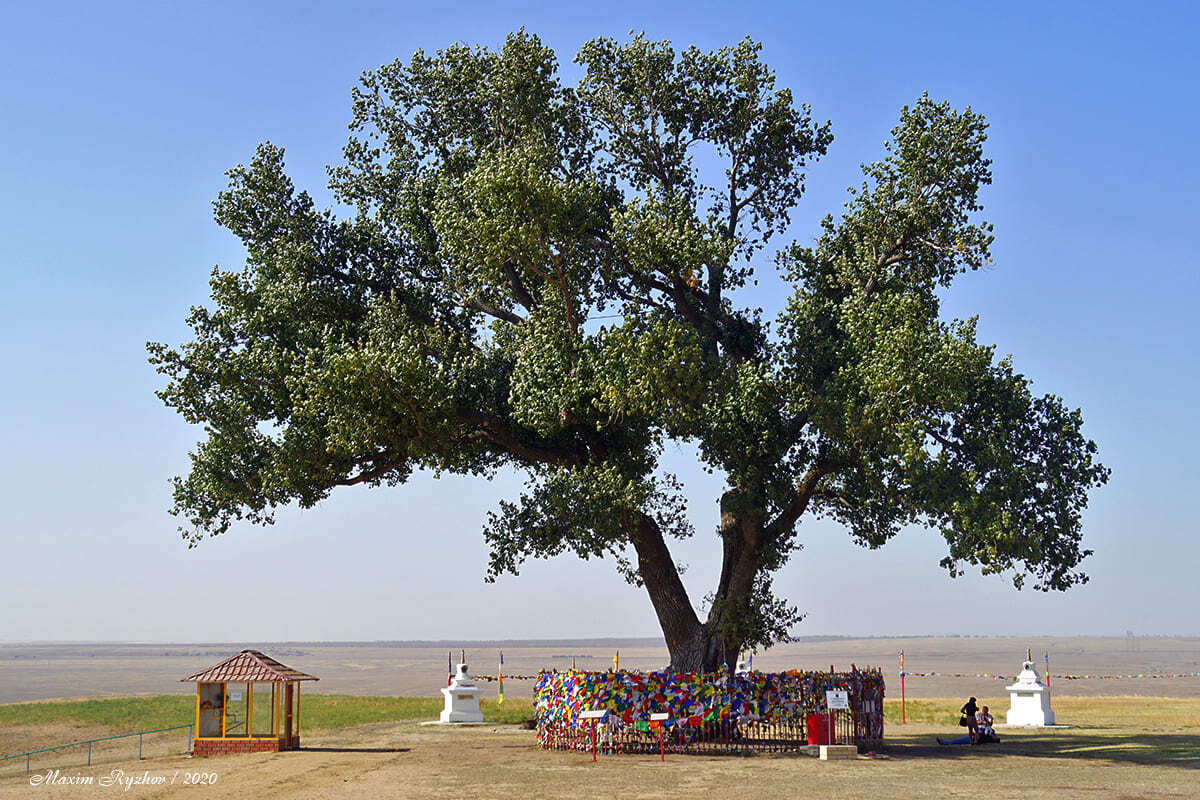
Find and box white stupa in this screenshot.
[1004,653,1055,727]
[440,663,484,723]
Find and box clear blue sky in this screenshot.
[2,0,1196,643]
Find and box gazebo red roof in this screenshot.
[180,650,319,683]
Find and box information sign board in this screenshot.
[826,689,850,709]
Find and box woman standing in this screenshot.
[960,697,979,743]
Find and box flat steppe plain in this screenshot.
[2,637,1198,799]
[2,635,1197,703]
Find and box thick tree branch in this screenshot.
[458,407,588,466]
[863,233,912,296]
[611,283,673,314]
[503,261,538,311]
[461,297,525,325]
[336,452,408,486]
[666,276,711,337]
[877,234,908,269]
[926,426,959,451]
[763,461,835,539]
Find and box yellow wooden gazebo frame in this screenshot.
[181,650,318,754]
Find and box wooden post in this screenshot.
[283,683,294,749]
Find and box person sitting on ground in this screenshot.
[975,706,999,743]
[937,696,981,746]
[936,733,973,745]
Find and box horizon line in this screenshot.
[3,632,1195,647]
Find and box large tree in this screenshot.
[150,32,1108,671]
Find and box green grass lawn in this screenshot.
[4,694,1196,764]
[5,694,1196,738]
[0,694,534,743]
[884,696,1200,730]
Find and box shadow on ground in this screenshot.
[882,729,1200,769]
[300,746,410,754]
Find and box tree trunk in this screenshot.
[627,512,705,666]
[706,489,763,672]
[626,491,765,674]
[668,622,723,672]
[633,470,826,672]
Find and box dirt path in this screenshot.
[4,720,1198,800]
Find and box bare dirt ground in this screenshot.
[3,636,1197,703]
[3,717,1198,800]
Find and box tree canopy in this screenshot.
[149,32,1109,671]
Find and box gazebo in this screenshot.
[181,649,318,755]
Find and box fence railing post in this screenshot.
[1,724,196,775]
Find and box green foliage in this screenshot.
[151,31,1107,668]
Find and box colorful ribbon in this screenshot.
[904,671,1200,680]
[533,667,885,746]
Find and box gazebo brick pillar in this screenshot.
[194,738,282,756]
